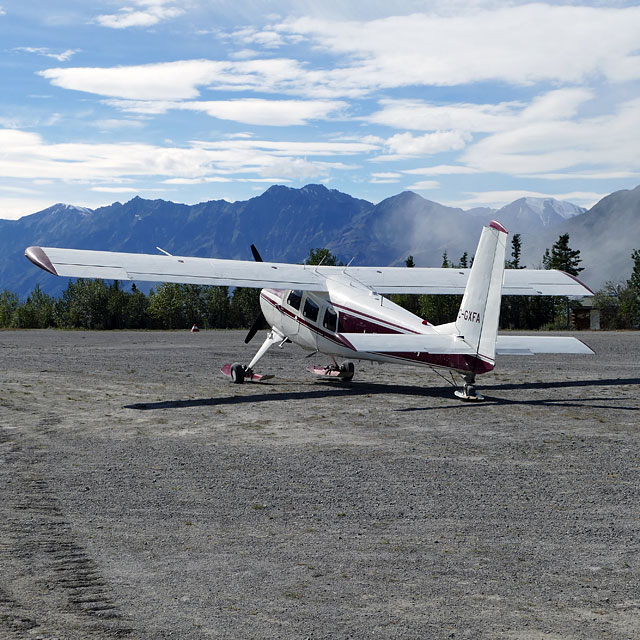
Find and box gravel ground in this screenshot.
[1,329,639,640]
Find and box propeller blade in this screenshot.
[245,311,268,344]
[250,244,263,262]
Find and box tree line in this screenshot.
[0,280,262,330]
[1,236,639,330]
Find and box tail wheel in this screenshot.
[230,362,245,384]
[340,361,355,381]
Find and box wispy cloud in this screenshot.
[95,0,184,29]
[277,5,640,88]
[462,97,640,177]
[377,131,470,161]
[14,47,79,62]
[0,129,376,184]
[109,98,348,126]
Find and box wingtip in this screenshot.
[489,220,508,234]
[25,246,58,276]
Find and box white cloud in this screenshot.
[368,99,522,133]
[278,5,640,89]
[0,196,66,220]
[405,180,440,191]
[403,165,479,176]
[463,97,640,176]
[376,130,470,160]
[95,119,145,130]
[40,58,309,101]
[95,0,184,29]
[371,172,401,179]
[110,98,348,126]
[369,89,594,134]
[0,128,374,186]
[40,60,224,100]
[91,186,140,193]
[231,27,287,48]
[184,98,347,126]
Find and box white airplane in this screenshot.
[25,220,594,400]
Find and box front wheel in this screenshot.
[230,362,245,384]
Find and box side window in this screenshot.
[287,289,302,310]
[323,307,337,332]
[303,297,319,323]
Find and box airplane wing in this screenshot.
[25,246,329,290]
[341,332,594,355]
[25,246,593,296]
[336,265,593,296]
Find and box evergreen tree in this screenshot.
[0,289,19,327]
[391,255,421,316]
[627,249,640,292]
[543,233,583,275]
[625,249,640,327]
[420,252,462,325]
[506,233,525,269]
[305,247,340,266]
[124,284,149,329]
[501,233,527,329]
[12,284,55,328]
[202,286,230,329]
[542,233,583,328]
[229,287,261,328]
[148,283,187,329]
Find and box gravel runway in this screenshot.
[1,329,639,639]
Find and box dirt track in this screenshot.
[1,329,639,639]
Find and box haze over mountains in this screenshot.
[2,183,639,299]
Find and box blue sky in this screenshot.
[1,0,640,219]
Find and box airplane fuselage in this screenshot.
[259,275,493,374]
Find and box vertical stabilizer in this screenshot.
[455,220,507,369]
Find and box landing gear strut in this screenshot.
[222,329,283,383]
[454,373,484,401]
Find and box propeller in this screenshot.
[244,243,268,343]
[250,244,263,262]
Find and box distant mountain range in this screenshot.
[2,183,638,298]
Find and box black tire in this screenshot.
[230,363,245,384]
[340,361,355,381]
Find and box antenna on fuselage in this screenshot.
[156,247,173,256]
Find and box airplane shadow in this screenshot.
[399,377,640,413]
[124,377,640,412]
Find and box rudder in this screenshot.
[455,220,507,368]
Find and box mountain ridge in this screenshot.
[2,184,637,298]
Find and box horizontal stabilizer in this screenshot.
[495,335,594,355]
[341,332,475,355]
[341,332,594,356]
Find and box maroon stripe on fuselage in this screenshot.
[260,291,352,349]
[332,302,420,335]
[378,351,494,373]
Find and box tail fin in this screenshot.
[455,220,507,369]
